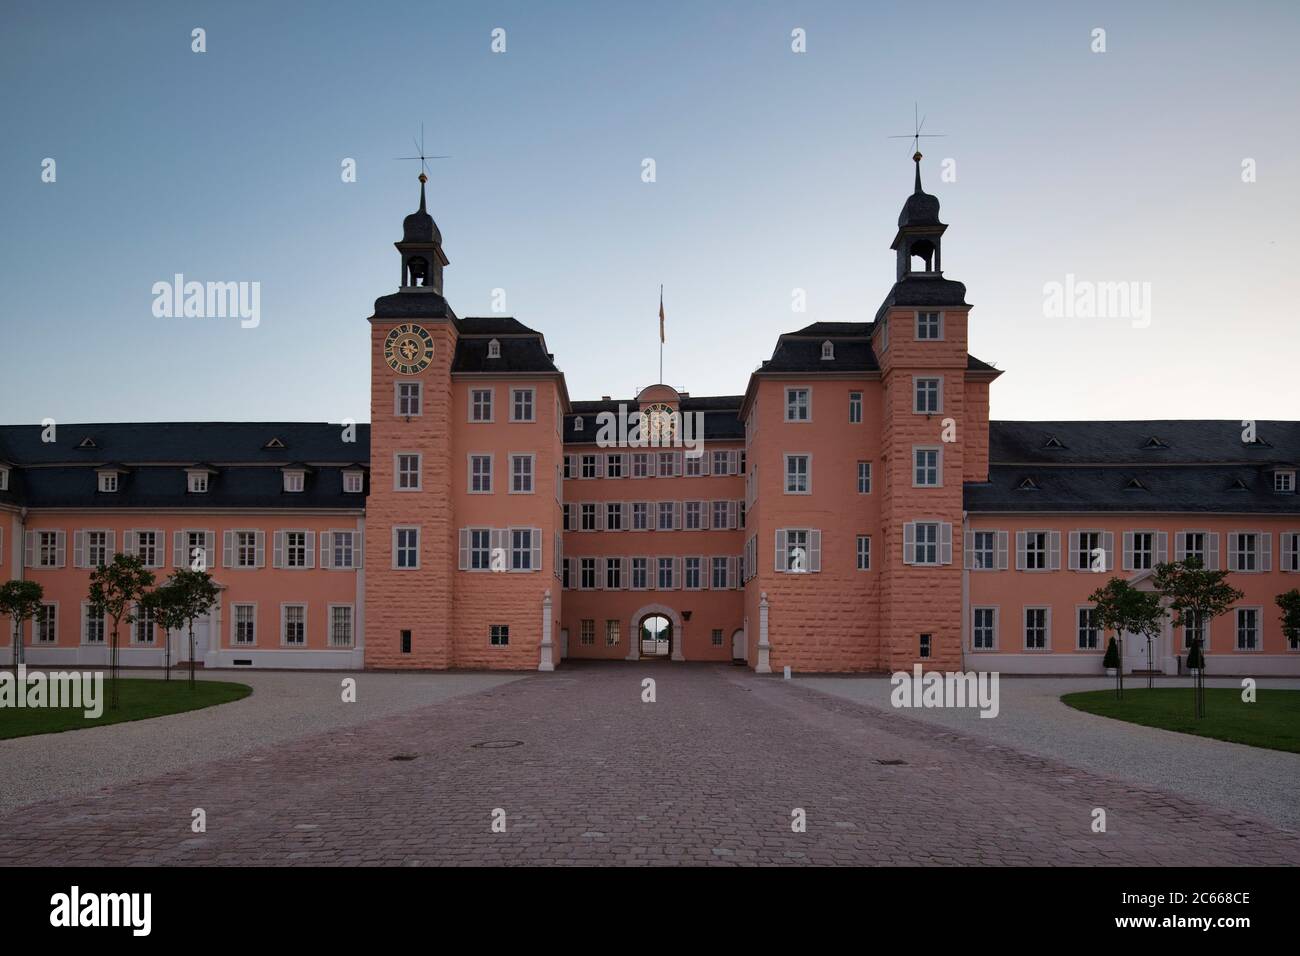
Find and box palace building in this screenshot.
[3,159,1299,676]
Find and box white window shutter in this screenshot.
[729,450,740,475]
[223,531,234,567]
[1067,532,1079,571]
[775,529,788,571]
[595,454,606,479]
[940,524,953,565]
[701,453,711,476]
[1102,532,1114,572]
[254,531,266,568]
[729,501,739,530]
[1261,532,1272,572]
[124,530,137,556]
[728,556,739,589]
[491,529,508,564]
[1122,531,1134,571]
[1048,531,1061,571]
[810,530,823,572]
[1228,533,1239,572]
[595,557,606,589]
[321,532,334,569]
[1015,531,1026,571]
[304,531,316,569]
[1284,534,1298,571]
[673,501,682,530]
[596,504,606,532]
[903,522,916,565]
[24,531,35,568]
[996,531,1009,570]
[1156,531,1168,564]
[56,531,67,567]
[273,531,285,569]
[963,531,973,570]
[173,531,185,568]
[1174,532,1186,561]
[1207,532,1219,570]
[672,558,682,590]
[531,530,542,573]
[74,531,86,569]
[457,529,470,570]
[701,501,711,530]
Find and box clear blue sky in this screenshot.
[2,0,1297,425]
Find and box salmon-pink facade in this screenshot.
[2,162,1298,675]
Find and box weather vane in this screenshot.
[888,103,945,158]
[394,122,449,181]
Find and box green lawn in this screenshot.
[1061,687,1300,754]
[0,677,252,740]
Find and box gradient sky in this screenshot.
[3,0,1298,427]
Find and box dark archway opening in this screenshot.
[639,614,672,659]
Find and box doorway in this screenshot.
[639,614,672,659]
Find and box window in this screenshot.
[631,502,649,531]
[606,454,624,478]
[283,471,305,493]
[184,529,209,569]
[684,500,703,530]
[1129,531,1155,570]
[282,605,306,646]
[0,467,8,491]
[394,527,419,569]
[605,557,623,589]
[712,500,731,530]
[133,602,155,645]
[913,377,941,414]
[631,557,649,590]
[470,388,494,422]
[911,522,939,565]
[33,530,63,568]
[580,455,598,479]
[684,556,702,589]
[777,528,819,573]
[396,454,421,490]
[785,388,810,422]
[605,620,620,647]
[464,528,491,570]
[573,416,584,431]
[98,472,118,493]
[330,606,353,648]
[712,556,729,589]
[401,630,412,654]
[1077,607,1101,650]
[856,535,871,571]
[510,455,535,493]
[919,634,932,658]
[657,557,675,590]
[820,340,834,360]
[1024,608,1049,650]
[510,528,536,571]
[511,388,535,422]
[1179,531,1207,566]
[83,605,105,644]
[330,531,358,570]
[469,454,492,493]
[848,391,862,424]
[130,530,162,568]
[784,454,810,494]
[396,381,421,416]
[1275,471,1296,493]
[578,503,596,532]
[36,604,57,644]
[712,449,730,475]
[188,472,209,493]
[490,624,509,646]
[487,338,501,359]
[857,461,871,494]
[234,530,260,568]
[1229,532,1268,572]
[1183,611,1205,652]
[1283,532,1300,573]
[233,604,256,646]
[1075,531,1104,571]
[632,453,650,478]
[913,448,940,487]
[711,628,724,647]
[580,558,597,590]
[1023,531,1049,570]
[972,608,997,650]
[657,501,675,531]
[85,530,109,568]
[970,531,997,570]
[580,620,595,646]
[684,454,705,477]
[916,311,942,340]
[606,502,623,531]
[1236,608,1259,651]
[284,530,308,568]
[343,471,364,494]
[656,452,676,478]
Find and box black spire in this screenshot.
[897,151,941,228]
[402,172,440,244]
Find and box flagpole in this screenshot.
[658,284,664,384]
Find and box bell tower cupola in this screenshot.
[890,152,948,282]
[397,173,450,293]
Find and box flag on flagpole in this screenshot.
[659,285,665,343]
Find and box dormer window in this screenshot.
[1275,471,1296,494]
[1043,435,1065,449]
[264,437,287,450]
[78,437,98,449]
[820,341,834,361]
[487,339,501,359]
[0,465,8,491]
[343,470,364,494]
[1126,477,1148,491]
[98,472,119,493]
[1228,477,1249,491]
[1016,477,1039,491]
[574,416,584,432]
[1143,436,1168,449]
[188,472,209,494]
[283,470,305,493]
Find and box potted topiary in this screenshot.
[1102,636,1120,677]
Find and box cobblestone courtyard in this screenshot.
[2,663,1297,866]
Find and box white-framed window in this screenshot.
[605,556,623,590]
[775,528,821,573]
[578,502,597,532]
[1228,531,1270,573]
[904,521,952,566]
[1275,470,1296,493]
[580,454,599,479]
[282,604,306,646]
[712,556,729,589]
[510,388,536,422]
[631,502,649,531]
[966,530,1008,571]
[580,619,595,646]
[469,454,493,493]
[132,602,155,645]
[630,557,649,590]
[233,604,257,646]
[1123,530,1166,571]
[279,530,310,569]
[784,454,810,494]
[656,451,677,478]
[857,461,871,494]
[29,530,65,569]
[657,501,676,531]
[684,453,705,477]
[856,535,871,571]
[1235,608,1260,651]
[510,528,539,571]
[485,624,508,646]
[36,603,58,644]
[330,605,354,648]
[0,466,8,491]
[127,529,164,569]
[1175,530,1216,569]
[462,528,491,571]
[632,453,651,478]
[913,377,941,414]
[1019,530,1054,571]
[283,470,305,493]
[323,530,361,570]
[227,529,263,569]
[848,391,862,424]
[393,527,420,569]
[580,558,597,590]
[82,530,110,569]
[684,556,703,590]
[1182,611,1206,652]
[187,471,209,494]
[97,472,119,493]
[712,449,730,475]
[510,454,535,493]
[395,453,421,491]
[343,470,364,494]
[1282,532,1300,573]
[915,311,942,340]
[81,603,106,644]
[470,388,494,422]
[1071,530,1108,572]
[913,447,941,487]
[784,387,810,422]
[919,634,932,658]
[396,381,422,417]
[1077,606,1101,650]
[684,500,703,530]
[972,607,997,650]
[1024,607,1050,651]
[606,501,624,531]
[602,620,620,647]
[657,557,677,590]
[487,338,501,359]
[606,453,624,478]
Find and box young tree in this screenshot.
[1088,577,1166,699]
[143,582,188,681]
[0,579,45,675]
[1277,589,1300,652]
[1153,558,1243,718]
[88,554,155,709]
[168,568,219,690]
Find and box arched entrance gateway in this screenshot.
[625,604,685,662]
[639,614,672,659]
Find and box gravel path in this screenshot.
[0,669,522,813]
[797,674,1300,832]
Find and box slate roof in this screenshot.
[564,396,744,444]
[452,318,560,374]
[752,318,996,375]
[966,421,1300,513]
[872,276,970,323]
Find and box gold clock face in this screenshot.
[384,324,434,374]
[643,403,677,444]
